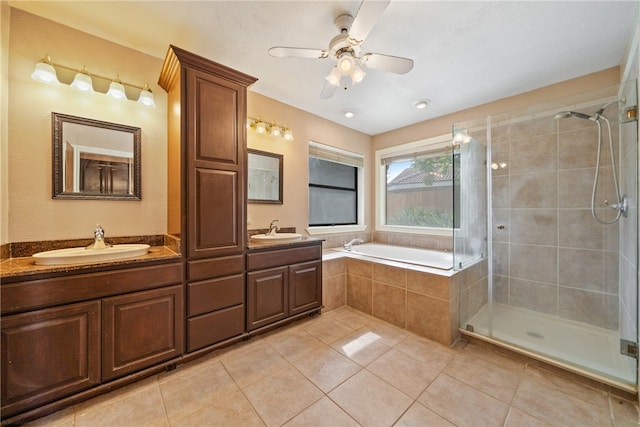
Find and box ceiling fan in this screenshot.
[268,0,414,99]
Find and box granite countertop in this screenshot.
[0,246,181,281]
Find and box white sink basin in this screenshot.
[32,244,150,266]
[251,233,302,243]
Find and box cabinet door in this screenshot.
[289,261,322,316]
[186,67,246,259]
[1,301,101,418]
[102,286,183,381]
[247,267,288,330]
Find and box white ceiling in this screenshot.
[11,1,639,135]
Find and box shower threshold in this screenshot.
[463,303,636,391]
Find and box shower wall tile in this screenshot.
[492,176,509,208]
[510,134,557,174]
[558,287,618,330]
[492,274,509,304]
[492,242,509,277]
[492,210,509,243]
[558,168,597,209]
[510,115,556,138]
[558,127,603,169]
[510,244,557,284]
[603,251,619,295]
[509,209,557,246]
[491,124,510,143]
[603,215,620,252]
[510,172,557,209]
[491,141,510,177]
[558,209,604,250]
[558,248,603,292]
[509,278,557,315]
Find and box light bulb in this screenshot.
[137,83,156,107]
[70,66,94,93]
[107,76,127,101]
[255,121,267,134]
[270,123,281,137]
[31,56,59,85]
[350,65,365,84]
[325,67,341,87]
[337,54,355,74]
[283,128,294,141]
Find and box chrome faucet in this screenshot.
[267,219,280,236]
[86,224,111,250]
[343,238,364,250]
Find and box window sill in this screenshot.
[375,225,453,237]
[306,225,367,235]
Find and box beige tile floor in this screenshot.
[27,307,640,427]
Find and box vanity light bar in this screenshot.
[31,55,155,108]
[247,116,294,141]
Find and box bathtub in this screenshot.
[334,243,454,270]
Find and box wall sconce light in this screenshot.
[31,54,155,108]
[248,117,294,141]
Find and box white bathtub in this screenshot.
[334,243,453,270]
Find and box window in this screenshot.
[308,142,363,227]
[376,135,459,233]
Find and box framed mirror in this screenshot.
[248,149,283,204]
[52,112,141,200]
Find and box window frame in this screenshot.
[307,141,366,235]
[375,134,455,236]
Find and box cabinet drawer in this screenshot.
[188,274,244,317]
[247,245,321,271]
[2,262,183,315]
[187,305,245,352]
[188,255,244,282]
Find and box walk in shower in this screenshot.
[454,80,639,391]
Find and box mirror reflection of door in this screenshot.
[52,113,141,200]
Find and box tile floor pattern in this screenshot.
[27,307,640,427]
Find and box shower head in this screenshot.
[554,111,595,121]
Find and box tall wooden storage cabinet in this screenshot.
[159,46,257,352]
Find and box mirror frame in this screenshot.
[247,149,283,204]
[52,112,141,200]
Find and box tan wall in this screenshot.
[7,9,167,242]
[372,67,621,151]
[246,92,372,236]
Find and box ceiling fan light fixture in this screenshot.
[326,67,342,87]
[337,54,355,75]
[350,65,365,84]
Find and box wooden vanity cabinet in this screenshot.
[1,301,101,418]
[246,242,323,332]
[0,262,183,420]
[159,46,257,353]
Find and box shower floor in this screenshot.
[465,303,636,386]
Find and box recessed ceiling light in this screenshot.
[414,99,431,109]
[344,110,355,118]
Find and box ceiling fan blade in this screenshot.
[268,47,328,59]
[320,81,339,99]
[348,0,390,45]
[360,53,414,74]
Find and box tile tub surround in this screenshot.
[26,307,639,427]
[323,251,462,346]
